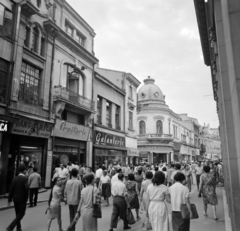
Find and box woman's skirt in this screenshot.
[129,193,140,210]
[102,183,111,198]
[48,201,61,219]
[82,208,98,231]
[148,201,169,231]
[142,192,148,212]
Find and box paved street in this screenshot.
[0,185,225,231]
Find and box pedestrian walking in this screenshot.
[58,164,69,202]
[74,174,99,231]
[167,164,175,186]
[199,165,218,220]
[109,173,131,231]
[146,171,171,231]
[169,172,193,231]
[65,168,83,231]
[6,165,29,231]
[79,164,86,181]
[28,167,41,207]
[47,177,65,231]
[135,169,143,192]
[99,170,111,206]
[111,168,121,184]
[195,162,203,191]
[140,171,153,213]
[95,165,103,188]
[125,173,141,221]
[171,163,181,184]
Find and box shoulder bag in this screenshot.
[180,203,199,220]
[92,186,102,218]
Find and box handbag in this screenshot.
[127,208,136,225]
[180,204,199,220]
[92,187,102,218]
[142,218,152,230]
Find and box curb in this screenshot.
[0,199,48,211]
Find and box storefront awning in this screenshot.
[127,148,139,157]
[0,114,20,123]
[94,144,127,152]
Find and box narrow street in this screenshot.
[0,186,225,231]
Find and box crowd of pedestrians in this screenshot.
[5,160,224,231]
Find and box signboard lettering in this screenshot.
[0,122,7,132]
[53,119,90,141]
[94,131,125,148]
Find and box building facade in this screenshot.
[193,0,238,230]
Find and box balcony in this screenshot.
[21,0,39,18]
[53,85,94,111]
[138,133,173,141]
[43,20,59,37]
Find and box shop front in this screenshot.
[93,130,127,170]
[3,115,53,192]
[52,119,90,169]
[127,148,139,165]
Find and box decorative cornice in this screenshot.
[153,115,165,121]
[137,116,148,121]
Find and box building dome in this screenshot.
[138,77,165,103]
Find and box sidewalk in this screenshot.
[0,189,50,211]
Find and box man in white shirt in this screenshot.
[58,164,69,202]
[95,165,103,188]
[111,168,122,185]
[171,163,182,184]
[195,162,203,191]
[109,173,130,231]
[169,172,193,231]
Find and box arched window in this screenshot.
[156,120,163,135]
[139,120,146,135]
[32,27,39,53]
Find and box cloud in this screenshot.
[180,28,199,40]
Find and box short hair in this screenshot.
[33,167,38,172]
[128,173,135,181]
[162,167,167,171]
[84,174,94,185]
[146,171,153,179]
[118,173,124,181]
[67,162,72,166]
[19,165,26,173]
[203,165,211,173]
[174,172,186,182]
[71,168,78,177]
[102,165,106,171]
[137,169,142,175]
[152,171,165,186]
[117,168,122,173]
[175,163,181,170]
[154,167,159,172]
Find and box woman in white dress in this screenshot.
[146,171,171,231]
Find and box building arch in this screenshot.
[156,120,163,135]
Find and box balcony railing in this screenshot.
[53,85,94,111]
[138,134,173,140]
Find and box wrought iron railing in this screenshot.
[138,134,173,139]
[53,85,94,110]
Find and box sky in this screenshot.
[68,0,219,128]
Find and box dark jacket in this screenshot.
[8,174,29,203]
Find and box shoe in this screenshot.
[109,229,114,231]
[29,205,33,208]
[124,226,131,230]
[6,228,12,231]
[214,217,218,220]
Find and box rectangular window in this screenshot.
[129,111,133,129]
[76,32,85,46]
[0,4,13,39]
[65,21,73,37]
[106,101,111,127]
[0,58,8,104]
[115,105,120,129]
[129,85,133,99]
[19,61,41,106]
[97,96,102,124]
[40,37,45,56]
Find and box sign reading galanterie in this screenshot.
[94,131,125,148]
[53,119,90,141]
[12,118,53,138]
[0,121,8,132]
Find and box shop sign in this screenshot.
[12,118,53,138]
[127,148,139,157]
[0,121,8,132]
[53,119,90,141]
[94,131,125,148]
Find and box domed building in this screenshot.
[137,77,182,164]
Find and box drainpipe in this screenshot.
[7,2,21,107]
[123,73,126,133]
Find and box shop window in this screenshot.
[32,27,39,53]
[0,58,8,104]
[115,105,120,129]
[129,85,133,99]
[139,120,146,135]
[106,100,112,127]
[40,37,45,56]
[97,96,102,124]
[156,120,163,135]
[65,21,73,37]
[24,26,31,47]
[76,32,85,46]
[0,4,13,39]
[129,111,133,130]
[19,61,41,106]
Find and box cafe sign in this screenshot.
[0,121,8,132]
[94,131,125,148]
[12,118,53,138]
[53,119,90,141]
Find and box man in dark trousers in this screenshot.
[6,165,29,231]
[28,167,41,207]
